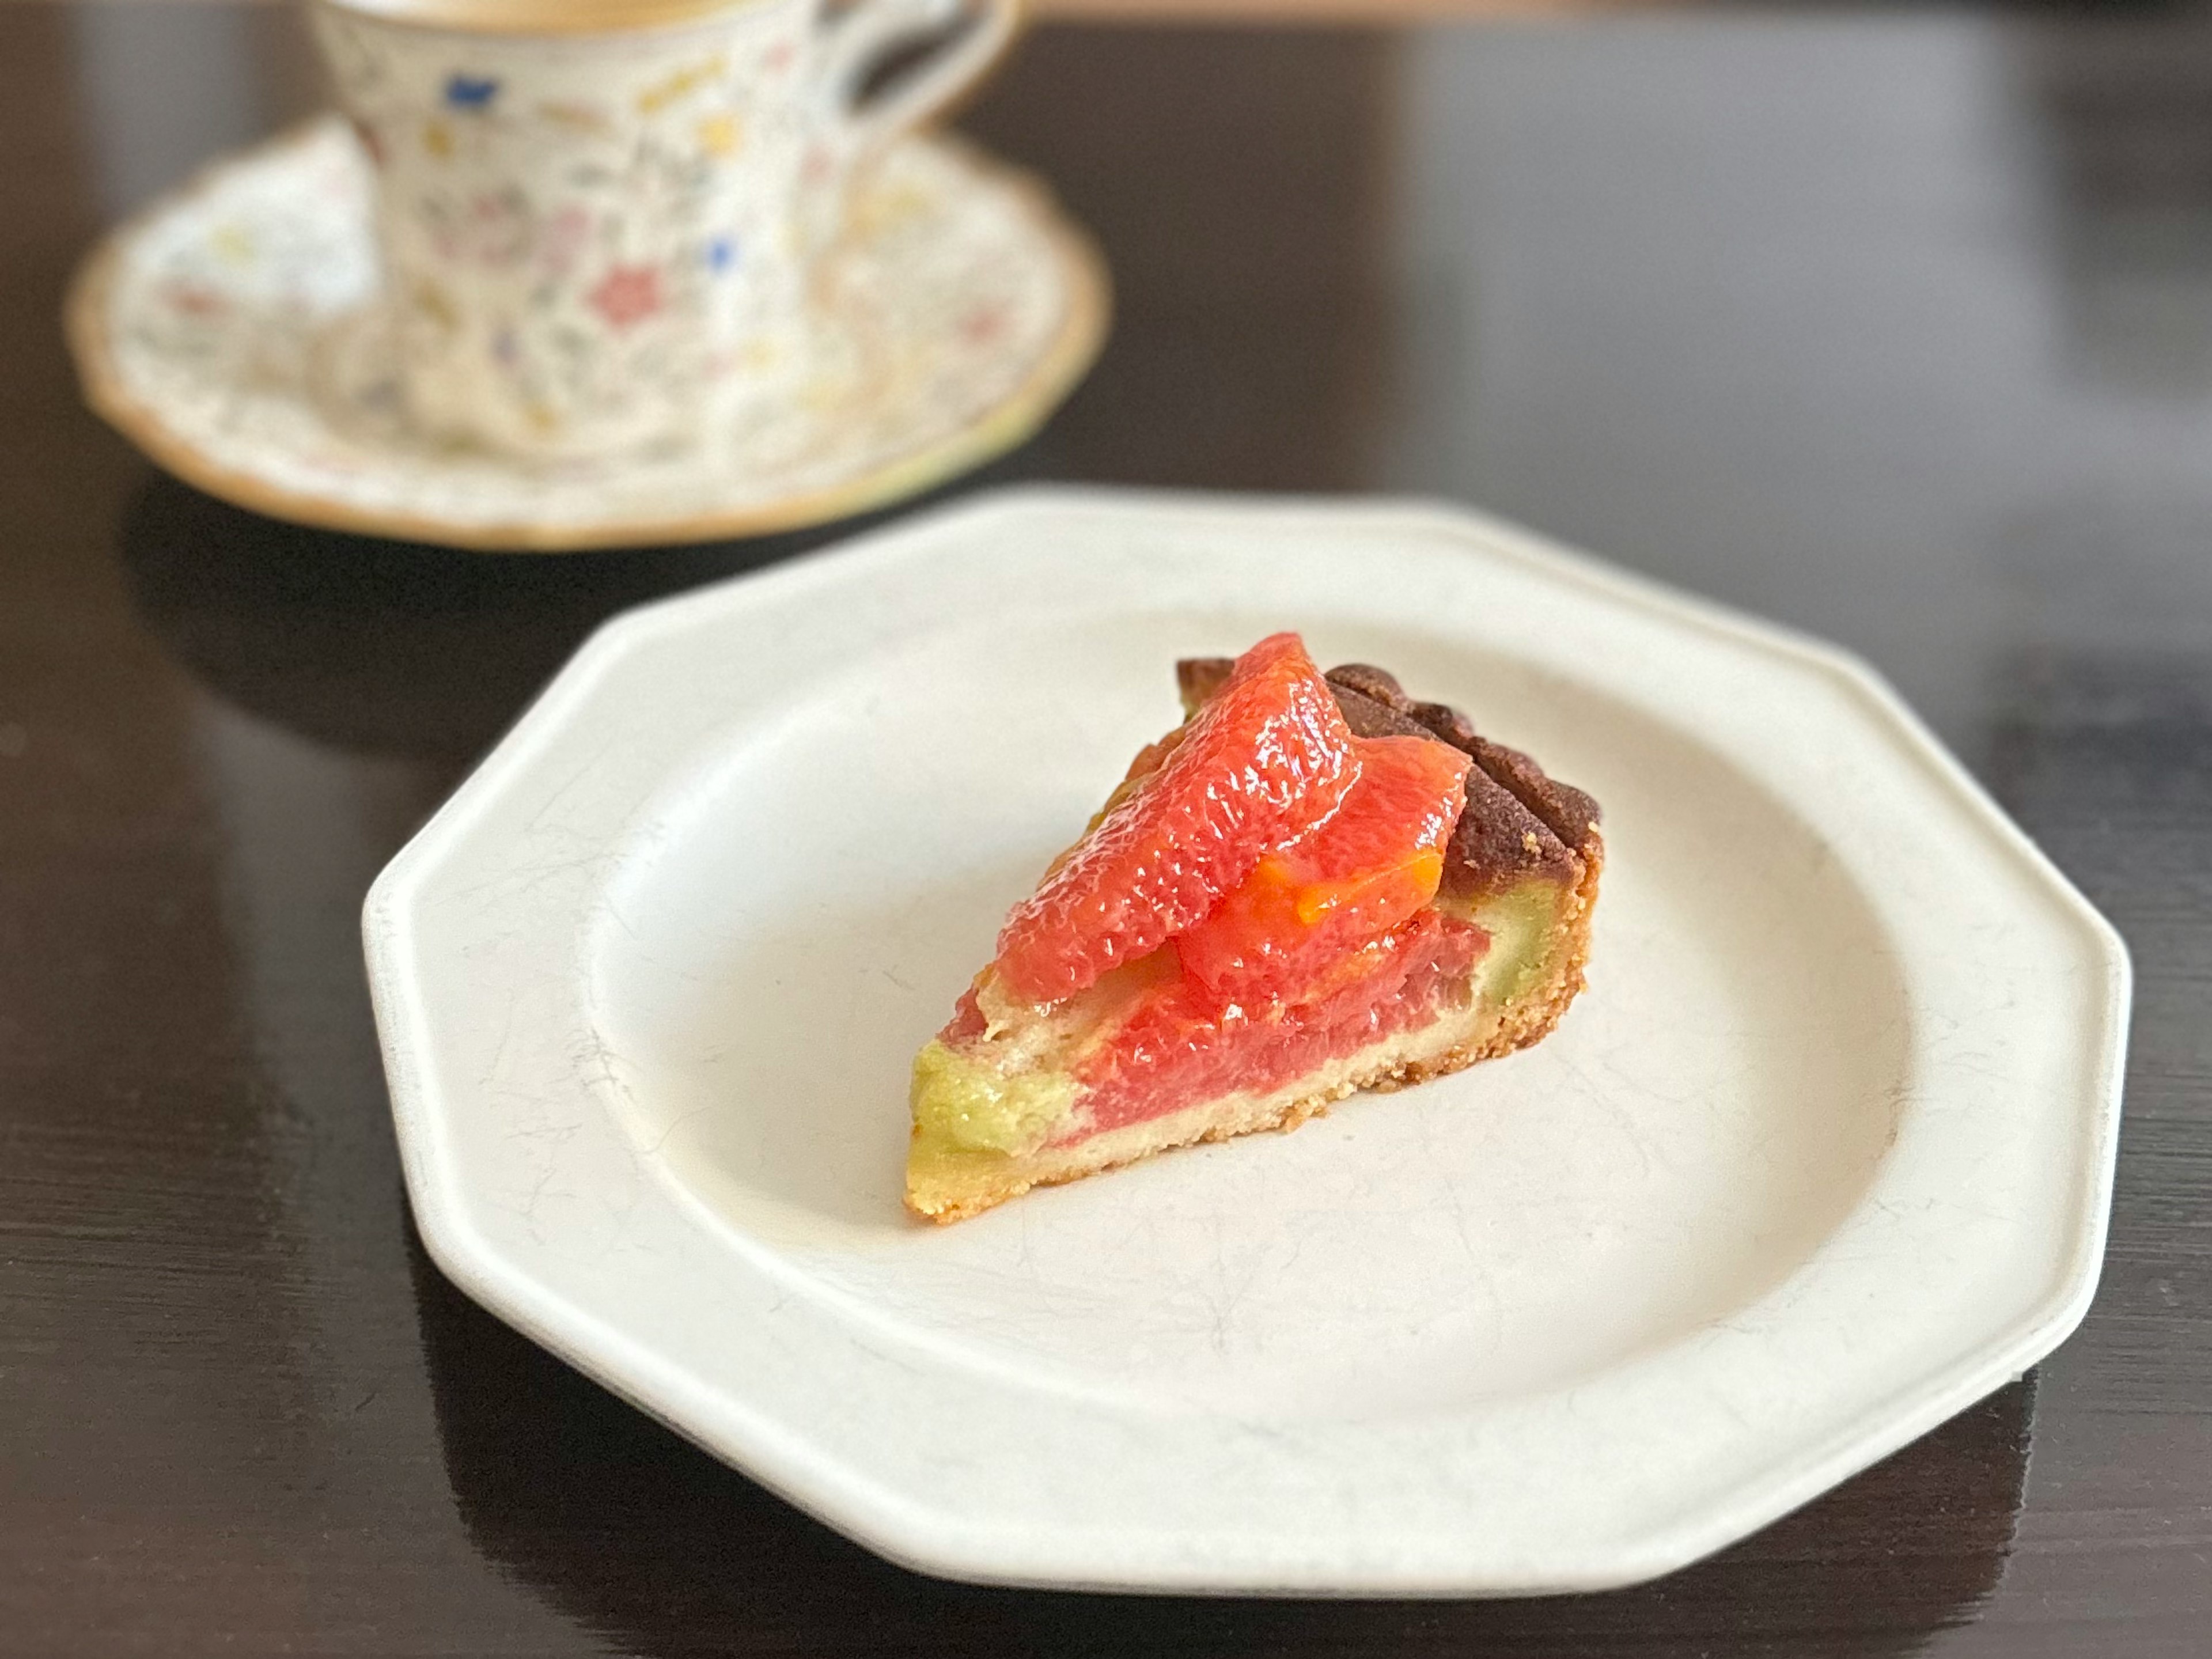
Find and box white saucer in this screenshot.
[66,118,1108,551]
[361,487,2129,1593]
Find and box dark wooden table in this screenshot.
[5,5,2209,1654]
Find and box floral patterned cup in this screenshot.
[309,0,1021,462]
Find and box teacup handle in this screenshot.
[809,0,1021,231]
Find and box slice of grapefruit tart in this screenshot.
[906,632,1603,1223]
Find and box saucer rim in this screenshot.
[65,118,1111,553]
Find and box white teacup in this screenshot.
[309,0,1021,462]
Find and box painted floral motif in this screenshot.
[542,207,592,278]
[211,224,256,267]
[160,281,226,318]
[444,74,499,110]
[410,278,458,329]
[959,302,1009,345]
[635,53,727,116]
[696,113,743,158]
[589,264,663,328]
[535,101,613,136]
[298,0,1025,464]
[312,4,831,459]
[421,188,533,267]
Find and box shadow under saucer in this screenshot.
[114,453,1042,767]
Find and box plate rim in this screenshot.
[363,484,2132,1593]
[65,120,1112,554]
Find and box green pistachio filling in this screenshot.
[1459,883,1566,1006]
[910,1039,1075,1157]
[912,883,1565,1173]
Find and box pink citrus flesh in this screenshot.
[993,632,1361,1004]
[1070,910,1491,1136]
[1175,734,1472,1007]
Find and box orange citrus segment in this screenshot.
[1175,734,1470,1006]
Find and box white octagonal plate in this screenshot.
[364,486,2129,1595]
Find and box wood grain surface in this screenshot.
[2,6,2207,1655]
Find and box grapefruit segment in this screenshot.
[1176,734,1473,1006]
[993,632,1360,1004]
[1073,910,1491,1136]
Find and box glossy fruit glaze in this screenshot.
[993,633,1359,1003]
[1175,734,1471,1005]
[1069,910,1490,1137]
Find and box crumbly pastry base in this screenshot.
[905,843,1601,1224]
